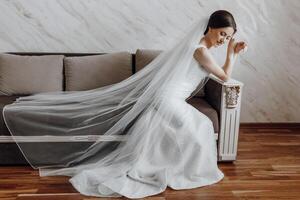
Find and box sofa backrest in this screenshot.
[0,53,64,95]
[64,52,132,91]
[135,49,163,72]
[0,49,206,97]
[0,52,135,95]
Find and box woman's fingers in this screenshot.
[228,38,248,55]
[234,41,248,54]
[239,42,247,50]
[229,38,235,46]
[228,38,236,50]
[227,38,236,56]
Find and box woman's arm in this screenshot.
[193,47,236,81]
[193,38,246,81]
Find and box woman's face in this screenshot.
[208,27,235,47]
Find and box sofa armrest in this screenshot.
[205,74,244,161]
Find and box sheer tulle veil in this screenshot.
[3,17,209,177]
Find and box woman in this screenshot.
[194,10,247,82]
[3,10,247,198]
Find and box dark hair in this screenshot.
[204,10,237,35]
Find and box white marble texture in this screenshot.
[0,0,299,122]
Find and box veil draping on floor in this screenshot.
[3,17,209,177]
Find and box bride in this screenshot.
[3,10,247,198]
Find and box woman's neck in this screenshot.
[199,36,213,49]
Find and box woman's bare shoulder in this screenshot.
[193,46,209,59]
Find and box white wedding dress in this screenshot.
[3,19,224,198]
[67,44,224,198]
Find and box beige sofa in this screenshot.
[0,49,243,165]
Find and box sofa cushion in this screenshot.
[0,96,24,136]
[0,54,64,95]
[64,52,132,91]
[186,97,219,133]
[135,49,205,96]
[135,49,163,72]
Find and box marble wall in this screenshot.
[0,0,299,122]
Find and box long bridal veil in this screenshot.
[3,17,209,179]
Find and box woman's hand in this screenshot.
[227,38,248,58]
[234,41,248,54]
[227,38,236,58]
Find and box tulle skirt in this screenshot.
[68,96,224,198]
